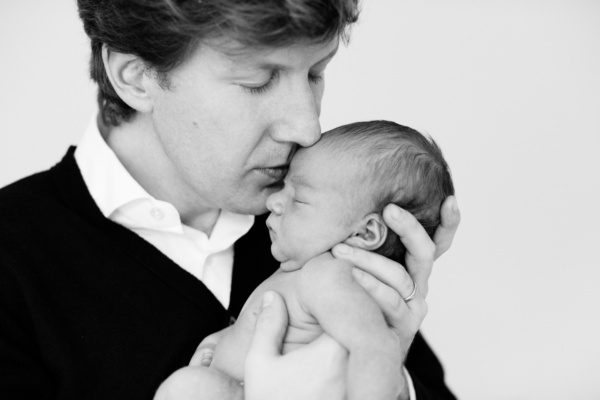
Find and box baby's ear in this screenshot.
[344,213,388,251]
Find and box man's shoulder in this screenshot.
[0,168,67,281]
[0,148,89,238]
[0,169,57,220]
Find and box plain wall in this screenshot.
[1,1,599,399]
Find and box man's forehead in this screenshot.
[204,37,339,72]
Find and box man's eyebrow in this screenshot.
[247,43,340,72]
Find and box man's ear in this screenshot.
[102,45,154,113]
[344,213,388,251]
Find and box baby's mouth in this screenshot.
[265,219,277,242]
[268,228,276,243]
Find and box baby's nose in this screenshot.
[266,192,284,215]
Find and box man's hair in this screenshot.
[319,121,455,266]
[77,0,359,126]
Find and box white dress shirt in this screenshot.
[74,115,254,308]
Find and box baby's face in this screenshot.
[265,145,365,271]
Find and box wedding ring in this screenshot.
[403,281,418,303]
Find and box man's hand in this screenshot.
[433,195,461,260]
[245,291,348,400]
[154,196,461,400]
[331,196,460,397]
[155,291,348,400]
[332,195,459,329]
[154,365,243,400]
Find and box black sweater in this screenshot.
[0,148,455,400]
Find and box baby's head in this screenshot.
[265,120,454,271]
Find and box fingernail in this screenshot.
[389,206,404,220]
[261,291,274,309]
[334,243,351,256]
[451,196,459,213]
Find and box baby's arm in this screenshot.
[297,253,402,400]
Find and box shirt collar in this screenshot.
[74,114,255,244]
[75,114,151,219]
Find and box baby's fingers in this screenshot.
[189,326,232,367]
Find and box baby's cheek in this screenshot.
[291,242,324,269]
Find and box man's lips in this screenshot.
[255,165,289,181]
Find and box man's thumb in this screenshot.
[246,291,288,360]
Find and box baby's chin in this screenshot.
[270,243,286,262]
[279,259,303,272]
[270,244,303,272]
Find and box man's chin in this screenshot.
[224,198,269,216]
[228,186,281,215]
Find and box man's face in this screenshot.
[265,145,365,271]
[145,38,339,218]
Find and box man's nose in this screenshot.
[266,192,284,215]
[270,82,321,147]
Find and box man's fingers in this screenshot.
[351,267,405,319]
[154,366,243,400]
[351,267,426,334]
[382,204,435,293]
[332,244,414,300]
[433,195,461,260]
[302,333,348,367]
[246,291,288,361]
[331,203,441,335]
[382,204,436,269]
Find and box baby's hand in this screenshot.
[189,326,232,367]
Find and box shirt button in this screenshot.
[150,207,165,220]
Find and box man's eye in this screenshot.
[243,71,279,95]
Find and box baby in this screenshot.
[211,120,455,399]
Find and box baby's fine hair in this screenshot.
[319,121,455,265]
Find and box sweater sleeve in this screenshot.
[405,332,458,400]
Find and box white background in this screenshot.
[1,1,599,399]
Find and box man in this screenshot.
[0,1,460,399]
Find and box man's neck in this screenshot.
[98,114,220,236]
